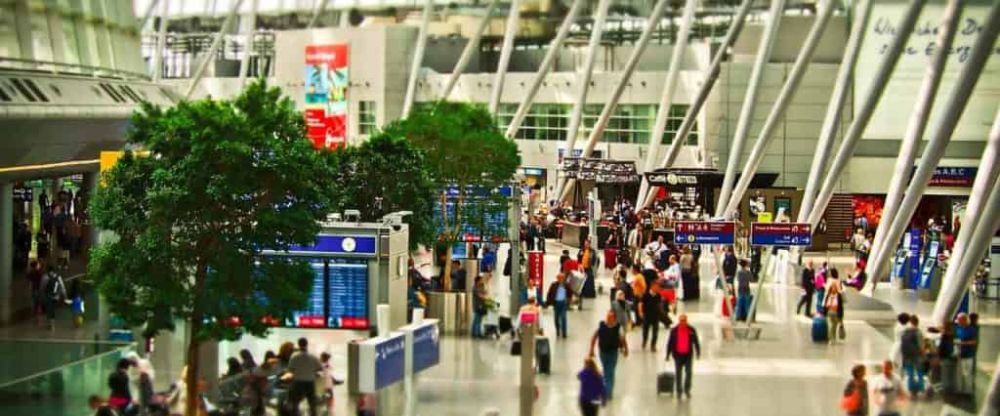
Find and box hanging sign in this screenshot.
[305,44,349,150]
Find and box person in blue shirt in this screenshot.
[545,273,574,338]
[955,313,978,395]
[577,357,606,415]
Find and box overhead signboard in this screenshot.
[12,186,33,202]
[750,223,812,246]
[286,235,378,256]
[673,221,736,245]
[304,44,349,150]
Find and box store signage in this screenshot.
[927,166,977,187]
[673,222,735,245]
[285,235,377,256]
[527,251,544,288]
[374,334,406,390]
[412,323,440,374]
[12,187,33,202]
[750,223,812,246]
[304,44,349,150]
[644,172,698,186]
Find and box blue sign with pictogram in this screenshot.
[673,222,736,245]
[412,323,440,373]
[374,334,406,390]
[750,223,812,246]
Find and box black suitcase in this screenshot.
[536,337,551,374]
[510,340,521,356]
[682,272,700,300]
[657,371,675,395]
[499,316,513,335]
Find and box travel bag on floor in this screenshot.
[536,336,551,374]
[656,371,675,395]
[812,314,829,343]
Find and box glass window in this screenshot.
[358,101,377,135]
[496,103,697,146]
[0,4,20,59]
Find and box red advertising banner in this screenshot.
[304,44,349,150]
[527,251,544,289]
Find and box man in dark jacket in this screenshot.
[796,260,816,317]
[545,273,574,338]
[666,314,701,398]
[722,246,737,285]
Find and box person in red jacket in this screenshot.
[665,314,701,399]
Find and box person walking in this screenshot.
[841,364,869,416]
[589,310,628,399]
[284,338,323,416]
[471,277,488,339]
[796,260,816,317]
[679,247,697,300]
[735,260,752,322]
[955,313,978,396]
[815,263,828,314]
[26,260,46,327]
[640,284,664,351]
[899,315,926,396]
[890,313,910,369]
[545,273,573,338]
[722,246,737,285]
[577,358,606,416]
[871,360,907,416]
[107,358,132,412]
[630,264,646,327]
[665,314,700,399]
[823,282,845,344]
[578,239,599,300]
[43,269,67,330]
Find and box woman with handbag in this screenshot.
[841,364,868,415]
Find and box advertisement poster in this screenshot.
[305,44,349,150]
[852,195,884,234]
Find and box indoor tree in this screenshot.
[382,101,520,290]
[89,80,337,416]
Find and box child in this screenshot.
[320,352,335,415]
[69,278,84,328]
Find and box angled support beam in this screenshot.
[720,0,837,217]
[237,0,259,88]
[865,0,965,289]
[803,0,927,229]
[797,0,873,223]
[307,0,330,29]
[488,0,524,114]
[402,0,435,118]
[931,109,1000,325]
[184,0,244,100]
[714,0,787,217]
[836,0,1000,287]
[636,0,754,209]
[641,0,696,185]
[559,0,673,202]
[551,0,613,202]
[442,0,500,100]
[139,0,162,31]
[505,0,585,138]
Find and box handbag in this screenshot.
[839,385,862,412]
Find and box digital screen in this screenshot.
[271,257,370,330]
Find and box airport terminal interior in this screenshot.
[0,0,999,415]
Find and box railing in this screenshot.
[0,57,151,82]
[0,339,134,416]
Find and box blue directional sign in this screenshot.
[412,323,440,374]
[673,222,736,245]
[374,334,406,390]
[288,235,377,256]
[750,223,812,246]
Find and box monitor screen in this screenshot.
[274,257,370,330]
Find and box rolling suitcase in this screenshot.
[811,314,829,343]
[656,371,675,395]
[510,339,522,356]
[536,337,551,374]
[499,316,514,336]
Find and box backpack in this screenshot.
[45,274,64,302]
[900,328,922,361]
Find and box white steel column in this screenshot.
[865,0,964,286]
[184,0,245,99]
[488,0,523,114]
[636,0,755,209]
[552,0,612,201]
[505,0,584,138]
[714,0,786,217]
[559,0,672,202]
[931,110,1000,324]
[848,1,1000,286]
[720,0,837,217]
[307,0,329,29]
[401,0,435,118]
[138,0,162,31]
[797,0,873,223]
[237,0,258,88]
[151,0,170,82]
[641,0,696,180]
[804,0,927,229]
[442,0,500,100]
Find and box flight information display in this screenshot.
[278,257,370,330]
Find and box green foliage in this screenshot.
[89,80,337,341]
[326,133,436,249]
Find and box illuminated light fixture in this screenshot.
[0,159,100,173]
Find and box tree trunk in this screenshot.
[185,263,207,416]
[442,245,454,291]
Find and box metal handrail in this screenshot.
[0,57,151,82]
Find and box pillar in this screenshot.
[0,182,12,324]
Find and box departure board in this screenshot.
[286,261,328,328]
[327,260,369,329]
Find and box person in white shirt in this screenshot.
[871,360,907,416]
[644,235,668,262]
